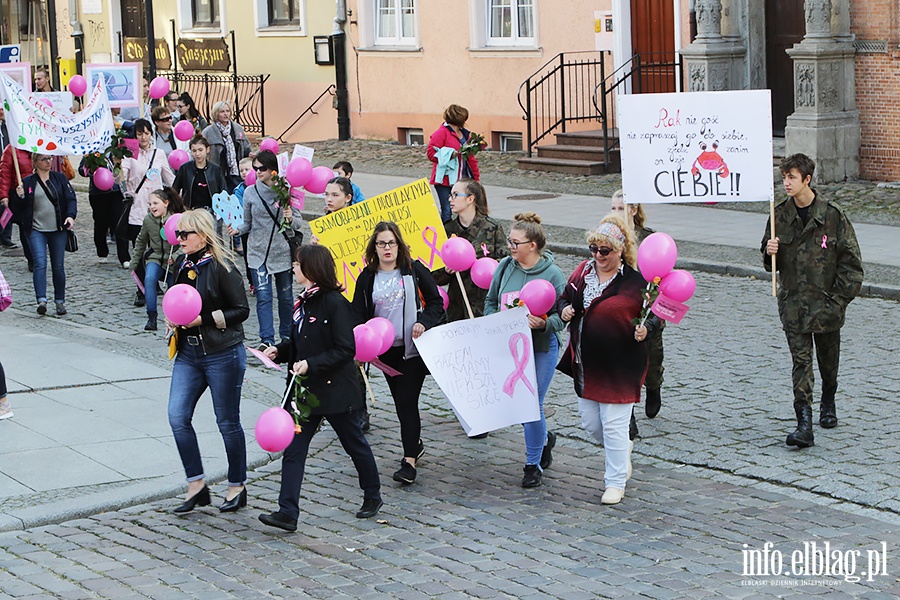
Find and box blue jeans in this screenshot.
[168,343,247,486]
[434,184,452,223]
[143,261,167,314]
[251,265,293,344]
[524,334,559,467]
[28,229,67,303]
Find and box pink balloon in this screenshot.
[637,232,678,283]
[162,283,202,326]
[659,269,696,302]
[470,257,498,290]
[245,169,257,186]
[67,74,87,97]
[353,324,381,363]
[168,149,190,171]
[163,213,182,245]
[285,157,312,188]
[438,286,449,310]
[148,76,170,100]
[441,237,477,272]
[519,279,557,316]
[259,138,280,154]
[305,166,335,194]
[255,407,295,452]
[366,317,396,355]
[93,167,115,191]
[173,119,195,142]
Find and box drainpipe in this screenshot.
[333,0,350,140]
[69,0,85,75]
[145,0,157,79]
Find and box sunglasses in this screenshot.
[252,165,268,172]
[155,116,172,122]
[589,244,614,256]
[175,230,196,240]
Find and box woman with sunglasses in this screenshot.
[227,150,302,350]
[351,222,445,485]
[10,153,77,315]
[176,93,209,132]
[167,209,250,515]
[556,213,661,505]
[484,212,566,489]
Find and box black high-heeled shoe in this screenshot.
[173,485,211,514]
[219,487,247,513]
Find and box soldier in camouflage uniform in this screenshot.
[762,154,863,449]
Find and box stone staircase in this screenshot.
[517,130,620,176]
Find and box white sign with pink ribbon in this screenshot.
[414,306,539,436]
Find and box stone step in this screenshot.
[554,129,616,147]
[516,156,612,176]
[536,144,614,162]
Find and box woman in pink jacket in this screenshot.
[426,104,480,223]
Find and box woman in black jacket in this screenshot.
[166,209,250,515]
[10,153,77,315]
[172,134,227,211]
[351,221,445,485]
[259,244,382,531]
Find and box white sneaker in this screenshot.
[0,398,13,420]
[98,257,108,264]
[601,487,625,505]
[627,440,633,481]
[122,261,130,269]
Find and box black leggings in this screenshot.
[380,345,430,458]
[89,191,131,263]
[0,361,7,399]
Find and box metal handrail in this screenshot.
[275,84,336,142]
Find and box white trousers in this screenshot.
[578,399,633,489]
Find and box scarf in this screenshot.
[292,284,321,324]
[216,121,238,176]
[179,249,214,281]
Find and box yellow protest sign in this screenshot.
[310,178,448,299]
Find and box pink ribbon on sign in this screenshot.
[821,235,828,249]
[419,226,441,268]
[502,333,536,398]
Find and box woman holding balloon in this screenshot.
[556,213,661,505]
[257,244,382,531]
[351,222,445,485]
[166,209,250,515]
[484,212,566,489]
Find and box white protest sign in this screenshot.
[291,144,315,163]
[34,91,74,111]
[414,307,539,436]
[617,89,774,204]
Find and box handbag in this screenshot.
[0,268,11,311]
[65,228,78,252]
[115,149,157,238]
[60,156,76,181]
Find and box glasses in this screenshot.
[36,156,53,162]
[175,230,196,240]
[375,240,398,249]
[450,191,470,199]
[252,165,268,172]
[507,237,530,248]
[155,116,172,122]
[589,244,614,256]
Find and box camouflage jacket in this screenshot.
[433,213,508,322]
[761,191,863,333]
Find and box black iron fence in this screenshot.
[158,71,270,135]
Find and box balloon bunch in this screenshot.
[636,232,696,326]
[246,138,335,198]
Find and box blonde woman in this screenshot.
[166,209,251,515]
[203,101,251,192]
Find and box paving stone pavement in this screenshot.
[2,188,900,598]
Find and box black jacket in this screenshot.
[174,252,249,355]
[172,161,227,210]
[10,171,77,234]
[273,289,363,416]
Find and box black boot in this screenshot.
[786,403,815,448]
[145,312,158,331]
[819,386,838,429]
[629,407,639,441]
[645,388,662,419]
[134,290,145,307]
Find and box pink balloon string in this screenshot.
[821,235,828,249]
[502,333,536,398]
[418,226,441,268]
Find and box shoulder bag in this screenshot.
[259,187,303,258]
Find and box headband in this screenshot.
[596,221,626,245]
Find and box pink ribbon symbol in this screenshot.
[418,226,441,268]
[481,243,489,257]
[821,235,828,249]
[503,333,536,398]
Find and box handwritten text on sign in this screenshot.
[414,307,539,437]
[617,89,774,204]
[310,178,447,299]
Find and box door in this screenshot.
[766,0,805,136]
[630,0,676,93]
[121,0,146,38]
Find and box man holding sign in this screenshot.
[762,154,863,449]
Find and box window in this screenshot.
[268,0,301,26]
[376,0,417,45]
[399,127,424,146]
[487,0,534,46]
[499,132,523,152]
[192,0,220,27]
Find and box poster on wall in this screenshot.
[617,89,774,204]
[83,63,142,108]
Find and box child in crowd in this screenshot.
[333,161,365,205]
[235,157,253,287]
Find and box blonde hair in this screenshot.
[611,189,648,229]
[177,209,235,271]
[511,212,547,253]
[211,101,232,121]
[588,212,637,269]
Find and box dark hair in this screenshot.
[364,221,413,271]
[511,212,547,252]
[780,153,816,181]
[134,118,153,134]
[457,178,489,216]
[178,92,201,120]
[165,92,179,102]
[294,244,341,292]
[151,106,171,122]
[332,161,353,175]
[443,104,469,127]
[150,186,186,214]
[326,176,353,197]
[189,133,209,148]
[254,150,278,173]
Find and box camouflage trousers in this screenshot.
[784,329,841,407]
[644,330,664,391]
